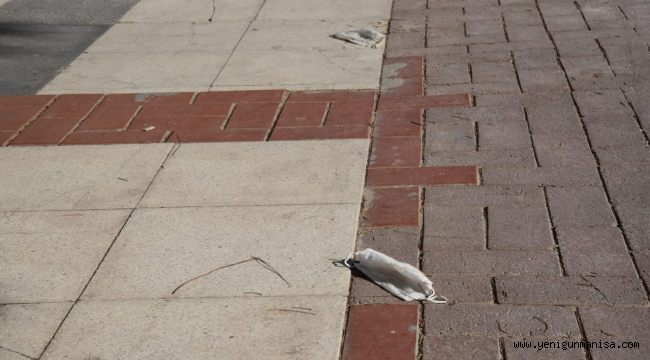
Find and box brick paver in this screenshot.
[347,0,650,358]
[0,90,377,145]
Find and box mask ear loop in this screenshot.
[342,252,356,268]
[426,290,448,304]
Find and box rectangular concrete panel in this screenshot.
[0,144,172,211]
[82,205,358,300]
[0,210,130,302]
[43,297,347,359]
[139,140,369,207]
[0,302,72,358]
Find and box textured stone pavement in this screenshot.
[344,0,650,359]
[1,0,650,359]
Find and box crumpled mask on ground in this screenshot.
[330,28,385,47]
[344,248,448,303]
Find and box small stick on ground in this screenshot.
[253,256,291,288]
[171,258,256,295]
[171,256,291,295]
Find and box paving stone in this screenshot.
[426,121,475,152]
[0,210,130,302]
[532,133,596,167]
[276,101,327,127]
[507,25,549,42]
[426,82,521,96]
[62,129,169,145]
[387,31,425,51]
[423,206,485,250]
[600,164,650,206]
[546,186,616,228]
[0,144,172,211]
[584,120,648,148]
[556,226,629,254]
[488,204,554,250]
[288,90,375,103]
[579,307,650,340]
[425,149,536,167]
[503,10,543,27]
[525,95,583,135]
[227,102,279,129]
[0,95,53,131]
[356,227,420,265]
[423,249,561,275]
[518,68,570,93]
[465,19,503,37]
[424,185,545,207]
[198,89,286,103]
[270,125,370,140]
[84,205,357,300]
[140,140,368,207]
[0,302,72,359]
[426,103,523,124]
[427,275,494,304]
[553,36,602,57]
[325,101,375,125]
[422,336,498,360]
[171,128,268,142]
[379,94,472,111]
[44,296,348,360]
[362,187,420,227]
[472,62,518,84]
[427,63,471,85]
[635,249,650,289]
[381,76,424,98]
[366,166,478,186]
[343,304,419,360]
[424,304,580,337]
[594,146,650,166]
[369,136,421,167]
[469,39,554,53]
[562,249,638,277]
[0,131,13,145]
[383,56,424,78]
[616,205,650,250]
[478,119,532,150]
[427,34,507,47]
[572,90,634,118]
[504,337,588,360]
[374,110,423,138]
[10,94,103,145]
[496,275,647,305]
[545,14,590,32]
[482,166,600,186]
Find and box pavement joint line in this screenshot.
[58,95,105,145]
[264,90,289,141]
[542,186,568,276]
[207,0,268,92]
[36,140,179,358]
[2,95,57,147]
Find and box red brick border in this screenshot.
[0,90,377,146]
[345,54,475,359]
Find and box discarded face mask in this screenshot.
[343,248,448,303]
[330,28,385,47]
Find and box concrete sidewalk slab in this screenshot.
[120,0,264,23]
[0,144,172,211]
[39,0,391,94]
[0,302,72,359]
[82,205,358,300]
[139,140,369,207]
[258,0,392,20]
[1,210,130,302]
[43,296,347,359]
